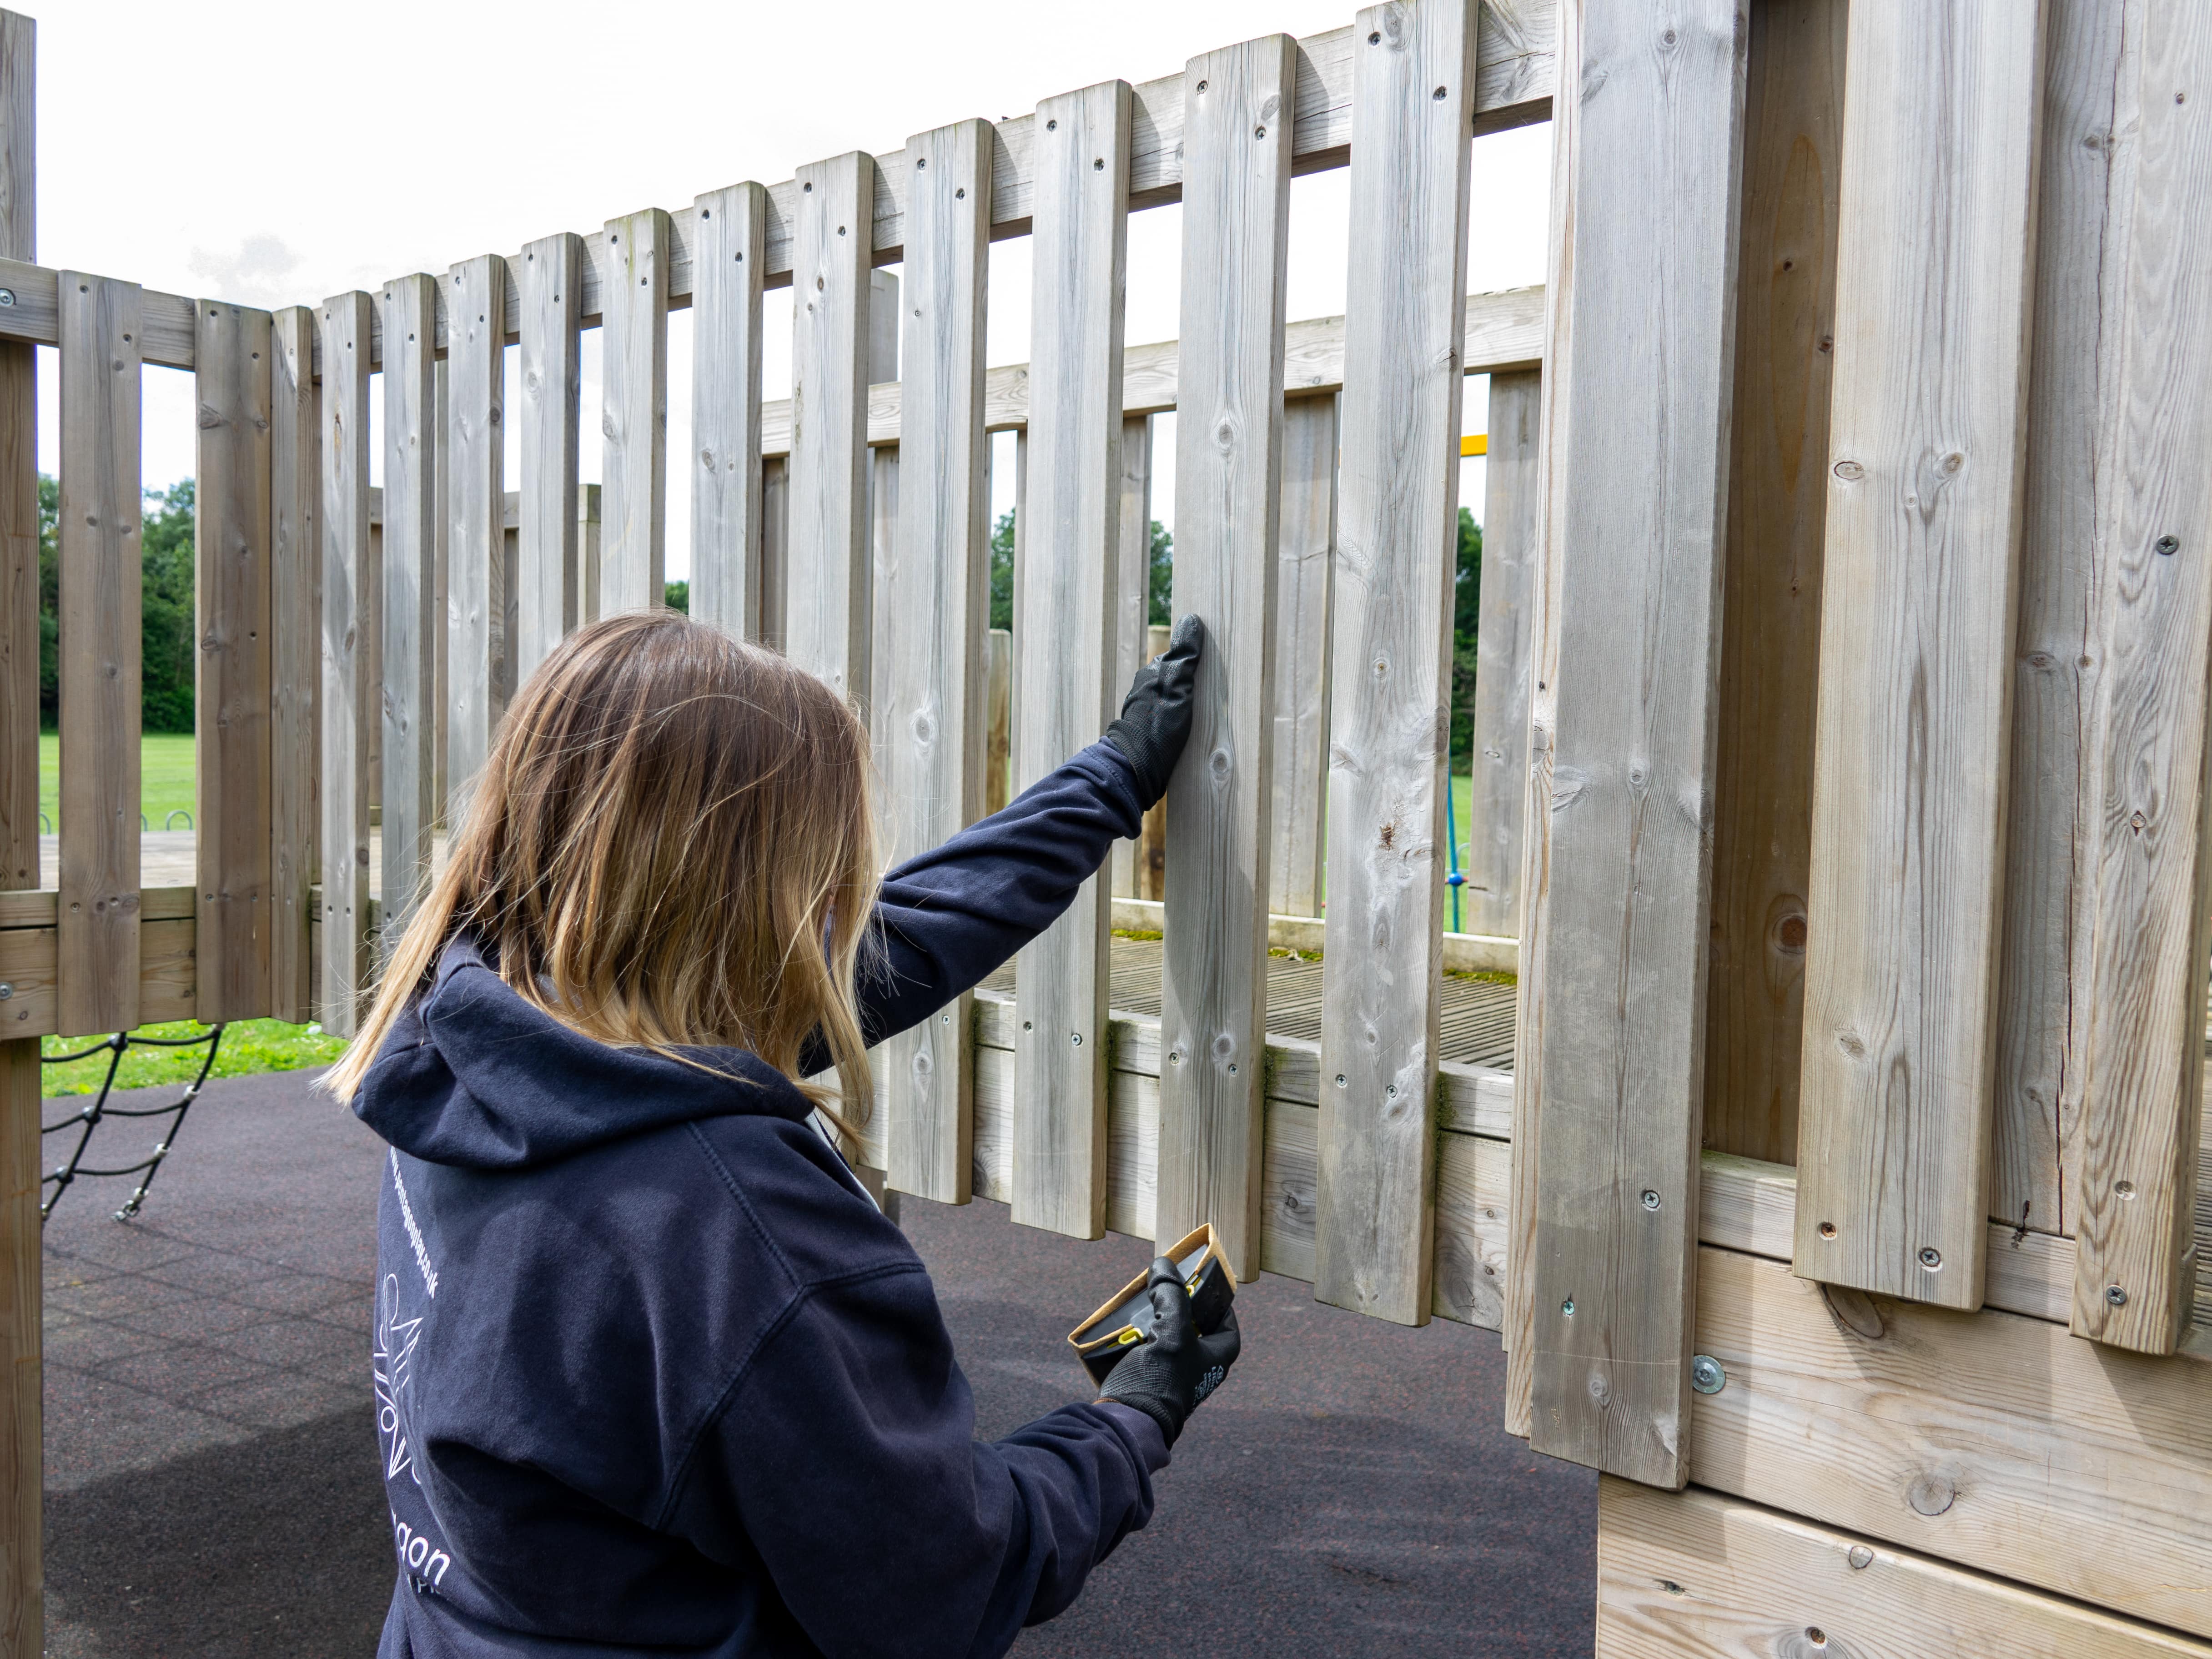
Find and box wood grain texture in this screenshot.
[986,627,1011,816]
[758,457,787,649]
[57,273,142,1036]
[443,256,509,818]
[193,300,275,1022]
[1597,1478,2212,1659]
[379,275,438,941]
[516,232,581,680]
[880,120,991,1205]
[270,307,318,1023]
[1267,394,1335,918]
[785,153,877,706]
[1112,416,1152,900]
[317,294,374,1033]
[1158,33,1296,1282]
[2071,1,2212,1352]
[1701,0,1845,1166]
[601,210,670,614]
[1463,370,1537,938]
[1010,81,1131,1240]
[1795,0,2046,1310]
[691,183,766,638]
[1312,0,1477,1330]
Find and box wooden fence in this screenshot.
[0,0,2210,1654]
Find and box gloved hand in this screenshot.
[1096,1255,1242,1446]
[1103,613,1205,812]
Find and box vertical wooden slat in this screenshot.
[1312,0,1475,1327]
[1463,371,1538,940]
[432,360,449,828]
[986,627,1012,817]
[0,1034,32,1654]
[787,152,877,705]
[1267,393,1336,919]
[517,232,581,680]
[881,119,991,1206]
[2070,0,2212,1355]
[444,255,509,814]
[57,272,142,1037]
[318,293,374,1035]
[1011,80,1131,1240]
[1794,0,2046,1312]
[601,209,670,614]
[270,307,318,1023]
[758,457,788,650]
[1158,33,1296,1283]
[380,275,438,940]
[692,183,767,639]
[1112,415,1153,900]
[193,300,275,1022]
[865,271,901,734]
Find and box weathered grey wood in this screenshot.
[601,209,670,613]
[270,307,318,1024]
[1112,416,1153,900]
[1267,394,1335,918]
[319,293,375,1034]
[865,271,901,734]
[1011,80,1131,1240]
[1158,33,1296,1282]
[192,300,275,1023]
[445,256,509,817]
[57,272,142,1036]
[380,274,439,940]
[1463,372,1538,939]
[986,626,1011,816]
[787,152,877,706]
[432,358,449,828]
[1526,0,1747,1487]
[880,120,992,1206]
[691,183,767,639]
[1312,0,1477,1327]
[759,457,787,650]
[2071,0,2212,1355]
[517,232,581,680]
[1795,0,2046,1312]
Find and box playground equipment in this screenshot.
[0,0,2207,1652]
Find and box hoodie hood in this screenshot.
[351,934,814,1171]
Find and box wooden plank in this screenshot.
[690,183,766,638]
[786,153,876,704]
[758,457,787,649]
[1690,1243,2212,1639]
[0,1027,32,1654]
[380,275,439,940]
[1597,1479,2212,1659]
[57,273,142,1036]
[1267,394,1333,918]
[601,209,670,614]
[985,627,1011,816]
[516,232,581,680]
[1795,0,2046,1310]
[1010,80,1131,1241]
[1312,0,1478,1328]
[864,271,900,742]
[1157,32,1296,1282]
[444,255,509,814]
[2071,3,2212,1353]
[1701,0,1845,1167]
[1462,371,1537,938]
[269,307,318,1024]
[879,120,991,1206]
[193,300,275,1022]
[318,293,375,1033]
[1111,415,1152,900]
[432,359,449,831]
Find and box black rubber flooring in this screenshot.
[39,1069,1593,1656]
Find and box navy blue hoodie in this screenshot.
[352,743,1166,1658]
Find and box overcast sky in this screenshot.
[27,0,1548,573]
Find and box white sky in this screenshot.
[26,0,1549,573]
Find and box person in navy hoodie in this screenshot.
[323,607,1240,1658]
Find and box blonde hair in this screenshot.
[323,611,880,1146]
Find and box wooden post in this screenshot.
[691,183,767,640]
[319,294,375,1034]
[1138,621,1168,899]
[759,456,787,650]
[865,269,900,731]
[270,306,319,1024]
[1267,393,1335,920]
[601,209,670,615]
[1111,415,1152,900]
[380,274,439,942]
[1158,32,1296,1282]
[444,255,509,817]
[986,627,1012,816]
[516,232,582,680]
[1462,372,1538,940]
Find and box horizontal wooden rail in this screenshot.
[1106,896,1517,975]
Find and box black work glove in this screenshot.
[1103,613,1205,812]
[1095,1255,1242,1447]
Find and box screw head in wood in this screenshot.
[1640,1189,1661,1211]
[2116,1180,2135,1199]
[1022,1020,1033,1031]
[1560,1299,1574,1317]
[2157,534,2181,555]
[1070,1032,1081,1046]
[1818,1221,1837,1239]
[0,984,12,1000]
[2106,1284,2128,1307]
[1690,1355,1725,1394]
[1917,1246,1942,1270]
[1334,1074,1347,1087]
[0,289,15,307]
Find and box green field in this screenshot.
[37,731,197,836]
[43,1017,347,1096]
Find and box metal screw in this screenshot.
[0,288,15,307]
[2116,1179,2135,1199]
[0,983,13,1001]
[1560,1298,1575,1317]
[1690,1355,1725,1394]
[1917,1246,1942,1271]
[1070,1031,1082,1046]
[1227,1062,1237,1075]
[1385,1083,1398,1099]
[2157,534,2181,555]
[940,1013,950,1025]
[1022,1020,1033,1031]
[1640,1189,1661,1211]
[2106,1284,2129,1307]
[1169,1050,1181,1065]
[1334,1074,1347,1088]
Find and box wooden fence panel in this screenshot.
[1795,0,2046,1311]
[380,274,439,940]
[692,182,767,639]
[193,300,274,1022]
[270,306,318,1023]
[57,272,142,1037]
[318,293,374,1033]
[601,209,669,614]
[1312,0,1474,1327]
[865,271,900,739]
[759,457,787,650]
[986,626,1011,816]
[1011,80,1131,1240]
[1267,393,1334,920]
[444,256,509,816]
[1111,415,1152,900]
[517,232,581,680]
[1463,371,1538,940]
[1157,32,1296,1282]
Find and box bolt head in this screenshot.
[1640,1189,1661,1211]
[2106,1284,2128,1307]
[1690,1355,1725,1394]
[1917,1246,1943,1271]
[1560,1298,1575,1317]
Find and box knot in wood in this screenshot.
[911,709,938,746]
[1906,1471,1955,1516]
[1835,1028,1865,1060]
[911,1050,933,1078]
[1585,1367,1610,1407]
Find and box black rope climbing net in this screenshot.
[40,1025,225,1223]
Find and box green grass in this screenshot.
[42,1018,347,1096]
[37,731,197,836]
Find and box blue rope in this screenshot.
[1445,766,1464,934]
